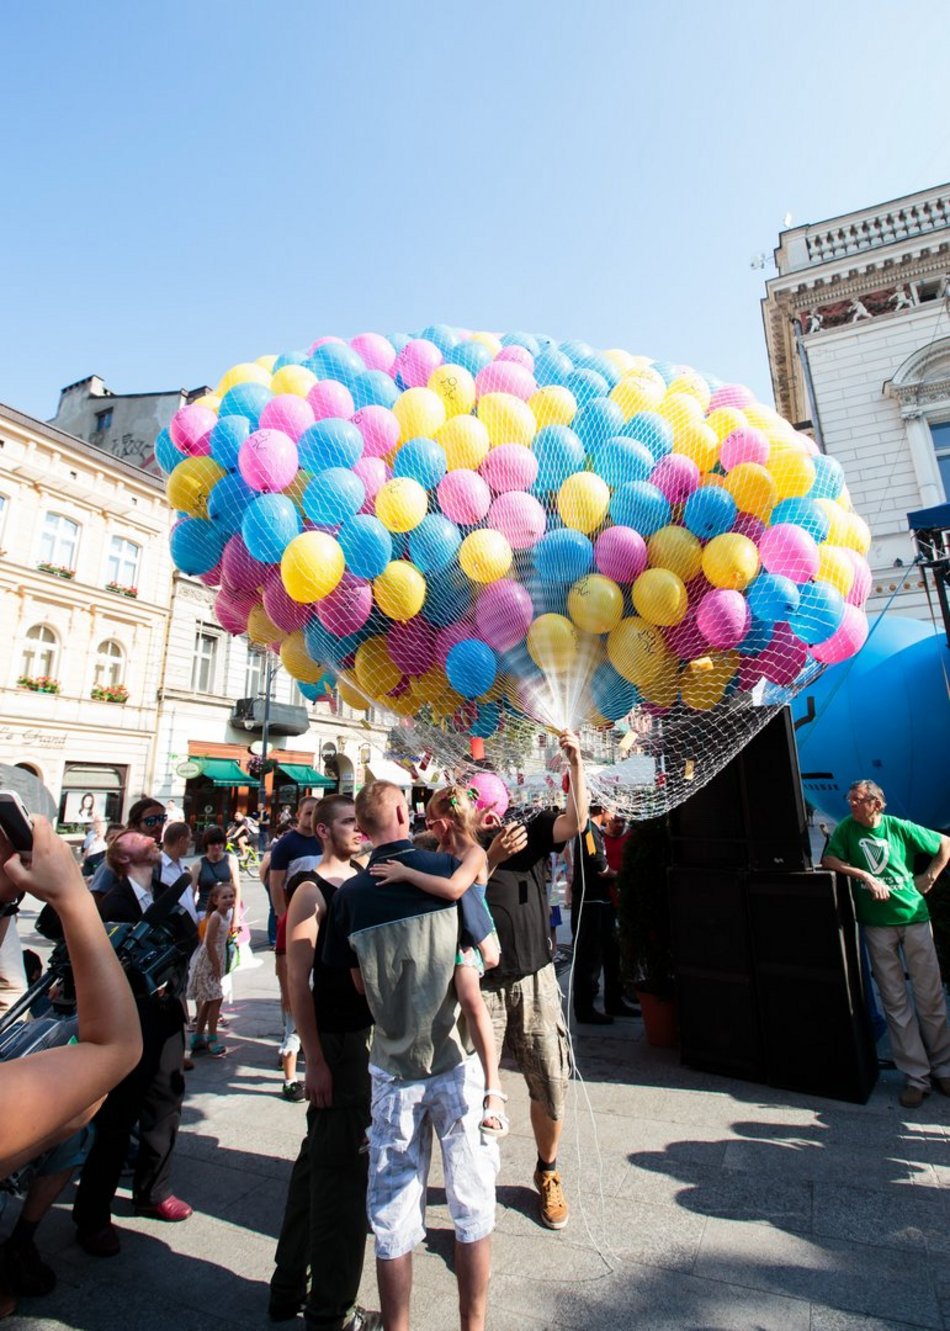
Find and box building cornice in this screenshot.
[0,401,165,493]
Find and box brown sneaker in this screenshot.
[899,1083,928,1109]
[533,1168,569,1230]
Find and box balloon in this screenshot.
[387,619,436,675]
[281,531,346,602]
[527,614,577,672]
[170,404,217,455]
[816,544,855,597]
[594,526,648,583]
[647,525,703,583]
[393,437,447,488]
[534,425,586,492]
[844,549,872,607]
[279,630,324,684]
[480,443,539,494]
[459,529,513,583]
[155,428,184,474]
[352,405,400,459]
[241,493,302,563]
[770,497,830,542]
[218,382,272,426]
[446,639,497,698]
[702,532,760,591]
[167,456,226,519]
[767,446,815,500]
[376,477,429,532]
[259,394,315,441]
[476,360,536,400]
[337,514,393,579]
[373,561,426,621]
[568,574,624,634]
[409,514,462,574]
[808,453,846,500]
[353,456,389,512]
[591,663,640,721]
[221,534,269,593]
[758,523,820,582]
[298,419,364,472]
[350,332,396,374]
[238,429,299,493]
[621,411,673,459]
[680,651,738,711]
[208,473,256,535]
[436,415,491,471]
[809,602,869,665]
[316,574,373,637]
[683,486,737,539]
[529,385,577,429]
[609,481,671,536]
[170,519,225,576]
[355,636,402,695]
[262,569,312,632]
[438,470,491,525]
[393,387,446,443]
[487,492,546,549]
[307,379,355,421]
[468,771,510,818]
[650,453,700,503]
[394,338,443,390]
[632,568,688,626]
[723,462,777,521]
[720,427,769,470]
[696,589,750,650]
[271,365,318,397]
[215,585,256,635]
[428,363,477,417]
[302,469,365,526]
[477,392,536,447]
[475,580,534,652]
[573,399,624,450]
[558,472,610,534]
[607,617,670,686]
[535,528,594,583]
[788,580,845,645]
[247,603,285,648]
[745,571,801,624]
[593,438,653,487]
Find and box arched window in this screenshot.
[39,512,80,571]
[22,625,58,680]
[94,639,126,689]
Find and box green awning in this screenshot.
[195,758,251,787]
[278,762,335,789]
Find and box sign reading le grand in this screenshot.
[0,726,68,749]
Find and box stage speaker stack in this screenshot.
[668,709,878,1104]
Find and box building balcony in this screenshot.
[230,696,309,737]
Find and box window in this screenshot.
[244,648,264,699]
[22,624,58,679]
[106,535,141,587]
[932,421,950,499]
[95,639,125,689]
[94,408,113,432]
[191,628,219,694]
[40,512,80,570]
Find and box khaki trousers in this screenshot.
[864,922,950,1089]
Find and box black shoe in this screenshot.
[0,1238,56,1296]
[605,1000,641,1017]
[575,1009,614,1025]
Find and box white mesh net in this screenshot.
[162,328,872,819]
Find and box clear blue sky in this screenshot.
[2,0,948,420]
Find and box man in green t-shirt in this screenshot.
[822,779,950,1109]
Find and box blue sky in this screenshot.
[2,0,948,420]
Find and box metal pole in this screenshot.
[258,652,273,851]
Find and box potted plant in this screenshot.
[616,815,678,1048]
[91,683,129,704]
[36,561,75,580]
[17,674,61,694]
[105,580,138,598]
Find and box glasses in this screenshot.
[848,794,875,805]
[139,814,166,828]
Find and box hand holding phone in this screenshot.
[0,790,33,859]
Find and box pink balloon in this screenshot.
[354,456,389,513]
[438,470,491,524]
[594,527,648,582]
[352,405,400,459]
[758,524,820,582]
[262,568,312,631]
[317,574,373,636]
[696,588,750,650]
[811,603,869,664]
[170,404,217,456]
[650,453,700,502]
[468,771,510,819]
[307,335,346,353]
[746,621,809,686]
[238,429,299,493]
[214,585,257,634]
[350,333,397,374]
[487,492,546,549]
[708,384,755,412]
[475,361,537,401]
[307,379,355,421]
[259,394,315,441]
[198,560,222,589]
[794,430,820,456]
[844,550,872,607]
[475,580,533,652]
[720,427,770,470]
[221,536,269,593]
[480,444,539,494]
[663,608,708,661]
[731,512,766,543]
[496,345,534,369]
[394,339,443,388]
[435,619,477,668]
[388,619,436,675]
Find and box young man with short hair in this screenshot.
[268,798,321,916]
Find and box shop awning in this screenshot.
[194,758,251,787]
[278,762,335,789]
[364,757,413,788]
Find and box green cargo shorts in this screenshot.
[482,963,572,1120]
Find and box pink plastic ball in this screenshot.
[475,580,533,653]
[437,470,491,525]
[352,405,400,459]
[758,523,820,582]
[238,429,299,493]
[497,345,534,369]
[387,619,436,676]
[394,339,443,389]
[747,621,809,686]
[844,550,872,607]
[198,560,222,589]
[307,379,355,422]
[650,453,701,503]
[480,444,539,494]
[350,333,397,374]
[354,457,390,514]
[475,361,537,401]
[221,535,269,593]
[663,608,708,661]
[170,404,217,456]
[259,394,316,442]
[720,427,770,470]
[262,568,313,631]
[708,384,755,412]
[811,603,869,664]
[731,512,766,543]
[214,585,257,635]
[487,492,547,549]
[696,588,751,650]
[469,771,510,819]
[434,619,477,669]
[594,527,648,583]
[317,574,373,637]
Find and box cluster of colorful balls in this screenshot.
[159,327,872,739]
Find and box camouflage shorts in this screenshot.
[482,964,572,1120]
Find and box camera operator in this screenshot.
[71,831,194,1258]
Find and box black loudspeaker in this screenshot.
[675,972,764,1080]
[669,868,753,973]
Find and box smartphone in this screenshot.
[0,790,34,856]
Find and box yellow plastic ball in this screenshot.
[393,387,446,444]
[680,651,738,711]
[375,477,429,533]
[743,402,784,433]
[215,361,272,396]
[409,666,449,705]
[477,392,536,448]
[436,415,491,471]
[838,510,872,555]
[337,678,370,711]
[384,688,418,717]
[701,532,761,590]
[247,605,285,648]
[427,363,476,418]
[567,574,624,634]
[280,531,346,603]
[632,568,689,626]
[654,392,704,433]
[667,371,711,411]
[814,499,850,545]
[647,525,703,582]
[527,614,578,672]
[639,655,680,707]
[609,370,666,419]
[280,630,324,683]
[816,545,855,596]
[722,462,777,521]
[270,365,317,398]
[459,529,513,583]
[557,472,610,534]
[373,561,427,621]
[673,421,719,473]
[354,636,402,696]
[607,617,669,687]
[189,393,221,414]
[468,332,503,356]
[167,456,226,519]
[704,407,747,443]
[528,385,577,429]
[603,349,640,374]
[255,355,278,372]
[767,445,816,500]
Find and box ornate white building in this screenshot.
[762,183,950,618]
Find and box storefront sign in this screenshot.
[0,726,67,749]
[177,760,203,779]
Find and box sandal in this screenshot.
[481,1089,509,1139]
[206,1040,228,1057]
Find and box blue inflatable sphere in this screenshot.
[422,569,472,626]
[170,518,225,576]
[574,353,621,390]
[444,340,494,375]
[500,331,541,356]
[337,515,392,579]
[609,480,671,536]
[420,324,460,355]
[534,348,574,387]
[394,437,447,488]
[297,419,363,472]
[533,426,585,493]
[446,639,497,698]
[154,428,184,475]
[564,368,608,407]
[684,485,737,539]
[746,572,801,624]
[308,342,365,387]
[351,370,400,410]
[648,360,677,385]
[218,382,272,426]
[739,616,775,655]
[304,616,369,666]
[594,438,654,487]
[272,349,310,371]
[788,581,845,645]
[241,494,301,563]
[208,472,256,536]
[572,398,624,450]
[409,514,462,575]
[559,340,593,362]
[534,528,594,583]
[620,411,674,460]
[771,497,830,542]
[591,663,641,721]
[297,674,334,702]
[808,453,845,501]
[302,469,365,526]
[209,415,251,472]
[470,701,501,738]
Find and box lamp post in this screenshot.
[258,651,274,852]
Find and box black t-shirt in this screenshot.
[571,819,611,907]
[312,874,374,1034]
[483,810,564,987]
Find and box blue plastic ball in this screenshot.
[302,469,365,526]
[446,639,497,699]
[572,398,624,451]
[218,382,272,426]
[272,349,310,371]
[420,324,460,355]
[170,518,225,576]
[591,663,641,721]
[500,331,541,356]
[745,572,801,625]
[620,411,674,460]
[533,425,585,492]
[559,340,594,362]
[208,472,256,536]
[209,415,251,471]
[297,419,364,472]
[534,528,595,583]
[241,494,302,564]
[421,568,471,626]
[394,437,447,488]
[564,368,608,407]
[683,486,738,539]
[609,481,671,536]
[409,515,462,575]
[574,353,621,390]
[337,515,392,579]
[788,581,845,646]
[154,428,184,475]
[771,498,830,543]
[351,370,400,410]
[533,348,574,387]
[308,343,365,386]
[808,454,846,501]
[592,438,654,488]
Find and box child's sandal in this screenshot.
[481,1089,509,1139]
[206,1040,228,1057]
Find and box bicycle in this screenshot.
[226,840,261,875]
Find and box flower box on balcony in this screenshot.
[18,675,61,694]
[91,684,129,704]
[37,562,76,580]
[105,581,138,599]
